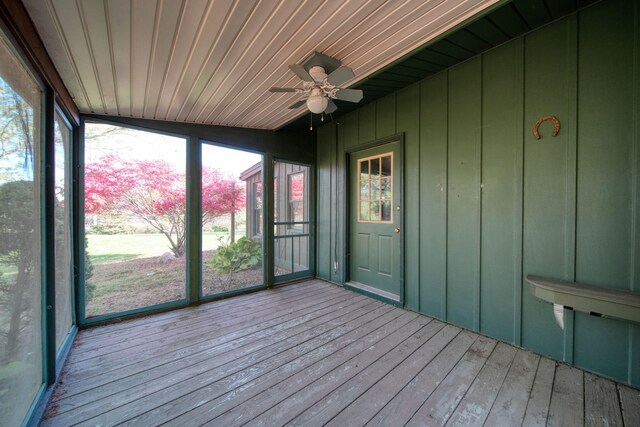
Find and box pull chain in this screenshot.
[309,113,313,131]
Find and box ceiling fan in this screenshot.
[269,52,363,115]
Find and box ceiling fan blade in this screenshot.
[289,64,314,82]
[327,66,355,86]
[335,88,363,103]
[289,99,307,109]
[269,87,299,93]
[325,99,337,114]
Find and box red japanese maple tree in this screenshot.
[85,154,244,256]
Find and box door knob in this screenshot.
[394,227,400,234]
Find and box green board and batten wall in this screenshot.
[316,0,640,386]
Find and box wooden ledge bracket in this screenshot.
[526,275,640,323]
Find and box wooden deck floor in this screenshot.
[43,280,640,426]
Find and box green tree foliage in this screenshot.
[1,65,41,424]
[0,80,34,182]
[0,181,35,363]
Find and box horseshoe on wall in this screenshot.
[533,115,560,140]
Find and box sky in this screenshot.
[202,143,261,178]
[85,123,261,179]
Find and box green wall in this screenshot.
[316,0,640,386]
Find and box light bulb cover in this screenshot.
[306,95,328,114]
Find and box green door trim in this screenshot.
[344,133,405,307]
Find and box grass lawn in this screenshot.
[87,232,228,263]
[85,232,261,317]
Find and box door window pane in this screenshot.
[0,33,43,426]
[357,153,393,223]
[381,200,392,222]
[288,172,304,225]
[84,123,187,317]
[202,144,262,296]
[370,157,380,176]
[371,200,381,221]
[54,110,73,352]
[381,177,392,199]
[360,160,368,176]
[371,176,380,199]
[360,201,370,221]
[381,155,391,176]
[360,180,368,199]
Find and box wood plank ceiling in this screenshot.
[23,0,499,130]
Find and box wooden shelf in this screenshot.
[526,275,640,323]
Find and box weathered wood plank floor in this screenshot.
[43,280,640,426]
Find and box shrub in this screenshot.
[86,223,128,235]
[210,236,261,274]
[84,237,96,301]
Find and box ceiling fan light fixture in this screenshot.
[306,94,328,114]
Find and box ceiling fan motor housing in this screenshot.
[309,66,327,82]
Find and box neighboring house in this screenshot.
[240,161,310,274]
[239,162,263,240]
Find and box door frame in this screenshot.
[344,133,404,306]
[271,158,315,285]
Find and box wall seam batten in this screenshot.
[629,0,640,385]
[443,68,449,321]
[476,54,483,332]
[562,12,579,365]
[515,37,525,347]
[416,85,421,312]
